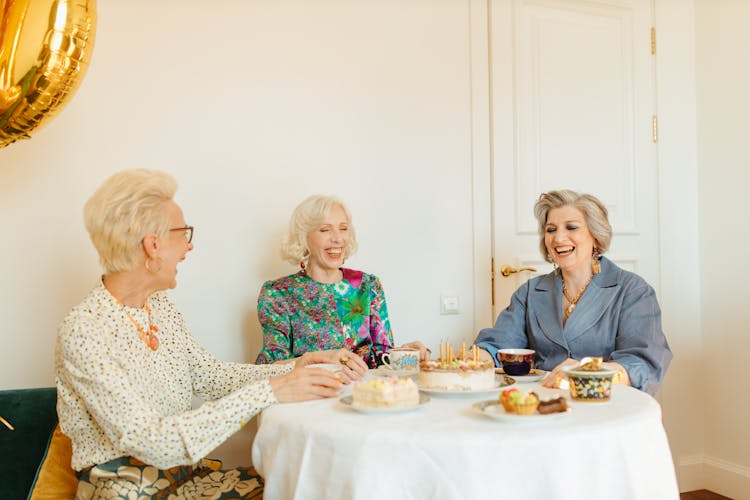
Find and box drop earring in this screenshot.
[592,247,601,275]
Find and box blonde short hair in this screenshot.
[84,169,177,273]
[281,195,358,266]
[533,189,612,263]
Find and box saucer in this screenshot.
[371,366,419,378]
[494,368,547,383]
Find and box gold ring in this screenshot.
[340,355,350,364]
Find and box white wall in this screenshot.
[694,1,750,497]
[654,0,704,492]
[0,0,480,386]
[0,0,481,463]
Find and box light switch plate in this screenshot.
[440,294,459,315]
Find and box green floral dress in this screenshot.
[255,269,394,368]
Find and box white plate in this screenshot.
[418,375,515,397]
[371,366,419,377]
[472,399,571,422]
[339,394,430,414]
[494,368,548,383]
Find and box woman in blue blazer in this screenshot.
[474,190,672,395]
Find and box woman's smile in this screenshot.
[544,205,595,274]
[306,204,350,277]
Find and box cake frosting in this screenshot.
[418,359,495,391]
[352,377,420,408]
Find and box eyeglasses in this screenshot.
[169,225,194,243]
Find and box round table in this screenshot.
[252,378,677,500]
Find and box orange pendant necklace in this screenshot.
[120,301,160,351]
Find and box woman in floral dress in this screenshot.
[56,170,367,499]
[256,195,428,368]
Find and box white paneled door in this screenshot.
[487,0,658,318]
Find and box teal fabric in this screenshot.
[0,387,58,499]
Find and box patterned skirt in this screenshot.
[76,457,263,499]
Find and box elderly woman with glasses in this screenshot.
[255,194,429,368]
[56,169,366,499]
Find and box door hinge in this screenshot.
[652,115,658,143]
[491,257,495,307]
[651,27,656,55]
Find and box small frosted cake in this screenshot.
[418,359,495,391]
[352,377,420,409]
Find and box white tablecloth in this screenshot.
[252,379,678,500]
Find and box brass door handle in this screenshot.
[499,265,537,277]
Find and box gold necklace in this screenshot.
[562,275,593,320]
[120,301,160,351]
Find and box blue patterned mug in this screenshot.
[380,348,420,373]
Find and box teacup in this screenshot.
[380,348,420,373]
[497,349,536,376]
[563,367,617,402]
[306,363,344,380]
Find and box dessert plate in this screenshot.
[339,394,430,414]
[418,375,515,397]
[472,399,570,422]
[494,368,548,383]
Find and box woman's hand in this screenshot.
[476,347,494,364]
[541,358,579,389]
[297,349,368,382]
[269,366,343,403]
[400,341,431,361]
[602,361,631,386]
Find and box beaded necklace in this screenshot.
[562,275,593,320]
[120,301,160,351]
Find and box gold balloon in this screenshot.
[0,0,96,148]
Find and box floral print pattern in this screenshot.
[76,457,263,499]
[255,268,394,368]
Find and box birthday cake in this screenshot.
[418,359,495,391]
[352,377,420,409]
[418,343,495,391]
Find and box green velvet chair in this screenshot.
[0,387,58,499]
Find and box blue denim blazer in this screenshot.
[475,257,672,395]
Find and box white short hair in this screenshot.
[281,195,358,266]
[84,169,177,272]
